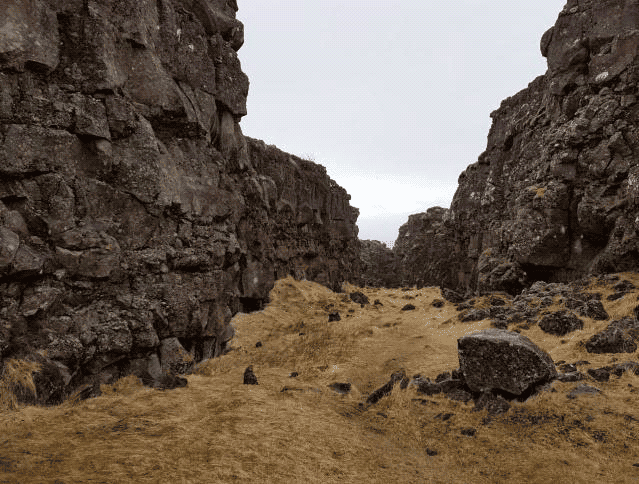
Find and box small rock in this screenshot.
[328,311,341,322]
[243,366,258,385]
[328,382,351,394]
[431,299,444,308]
[585,317,639,353]
[441,288,465,304]
[587,367,611,382]
[557,371,585,383]
[401,304,416,311]
[255,341,262,348]
[349,292,369,305]
[366,370,406,405]
[567,384,601,399]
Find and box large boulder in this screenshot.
[458,329,557,395]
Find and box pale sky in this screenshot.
[237,1,567,247]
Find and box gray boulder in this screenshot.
[458,328,557,395]
[585,317,639,353]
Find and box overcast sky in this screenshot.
[237,1,567,247]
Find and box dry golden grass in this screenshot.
[2,275,639,483]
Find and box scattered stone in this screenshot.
[585,317,639,353]
[441,288,465,304]
[460,308,490,322]
[328,382,351,394]
[557,371,586,383]
[577,300,609,320]
[366,370,406,405]
[460,428,476,437]
[539,310,584,336]
[613,361,639,376]
[412,377,443,396]
[289,372,299,378]
[472,391,511,416]
[349,292,370,306]
[567,384,602,399]
[328,311,341,322]
[432,299,444,308]
[426,449,438,456]
[243,366,258,385]
[559,363,577,372]
[587,367,611,382]
[434,412,454,421]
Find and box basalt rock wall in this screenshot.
[394,0,639,295]
[0,0,359,403]
[358,239,400,288]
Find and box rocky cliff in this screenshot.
[357,239,400,288]
[0,0,359,403]
[393,0,639,295]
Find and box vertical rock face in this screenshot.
[358,240,400,288]
[393,0,639,294]
[0,0,359,403]
[392,207,453,289]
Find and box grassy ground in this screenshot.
[1,275,639,483]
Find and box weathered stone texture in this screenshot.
[458,329,557,395]
[0,0,359,404]
[392,0,639,294]
[358,239,400,288]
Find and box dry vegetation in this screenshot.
[2,275,639,483]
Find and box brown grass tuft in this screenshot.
[0,359,41,411]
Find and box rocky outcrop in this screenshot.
[392,207,453,289]
[393,0,639,294]
[358,240,400,288]
[0,0,359,404]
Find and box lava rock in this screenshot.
[539,310,584,336]
[366,370,406,405]
[328,311,341,322]
[458,329,557,395]
[567,384,602,400]
[243,366,258,385]
[349,292,370,306]
[585,317,639,353]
